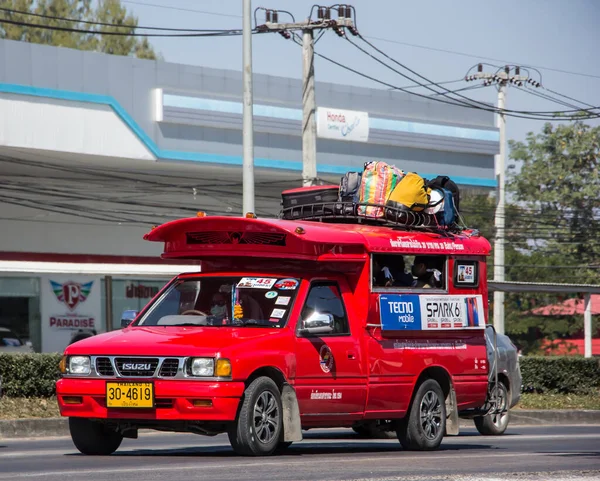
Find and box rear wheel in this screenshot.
[474,381,510,435]
[397,379,446,451]
[228,377,283,456]
[69,418,123,455]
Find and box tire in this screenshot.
[474,381,510,435]
[228,377,283,456]
[69,418,123,455]
[397,379,446,451]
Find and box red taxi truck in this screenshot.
[57,211,512,456]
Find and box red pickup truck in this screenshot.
[57,214,506,456]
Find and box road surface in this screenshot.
[0,425,598,480]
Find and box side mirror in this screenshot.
[121,310,139,328]
[301,312,334,335]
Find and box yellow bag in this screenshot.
[386,172,430,212]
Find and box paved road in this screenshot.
[0,425,598,481]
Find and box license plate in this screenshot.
[106,382,154,408]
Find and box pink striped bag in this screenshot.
[358,161,405,217]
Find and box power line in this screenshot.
[0,17,247,37]
[300,38,600,121]
[122,0,242,19]
[516,85,586,112]
[0,6,228,32]
[352,34,600,117]
[428,83,489,97]
[364,35,600,81]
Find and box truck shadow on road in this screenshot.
[67,442,494,458]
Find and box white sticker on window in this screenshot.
[237,277,277,289]
[275,296,291,306]
[270,308,286,318]
[457,265,475,284]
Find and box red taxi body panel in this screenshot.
[57,216,491,431]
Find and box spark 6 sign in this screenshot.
[379,295,485,331]
[316,107,369,142]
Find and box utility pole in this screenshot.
[242,0,255,214]
[302,27,317,187]
[466,65,532,334]
[260,6,357,187]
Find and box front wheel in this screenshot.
[397,379,446,451]
[228,376,283,456]
[474,381,510,435]
[69,418,123,455]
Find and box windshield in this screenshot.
[136,276,301,328]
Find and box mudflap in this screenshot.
[445,386,460,436]
[282,384,303,442]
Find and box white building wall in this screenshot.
[0,94,155,161]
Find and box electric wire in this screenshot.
[291,34,599,121]
[122,0,243,19]
[363,35,600,81]
[0,17,247,37]
[350,34,600,117]
[0,6,232,32]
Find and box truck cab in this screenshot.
[57,213,501,456]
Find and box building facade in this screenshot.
[0,39,499,352]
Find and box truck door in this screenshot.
[294,281,366,417]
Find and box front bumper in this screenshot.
[56,378,245,421]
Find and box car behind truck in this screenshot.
[57,212,519,456]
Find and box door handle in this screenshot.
[347,351,356,360]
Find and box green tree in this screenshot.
[508,120,600,284]
[0,0,158,59]
[459,190,595,354]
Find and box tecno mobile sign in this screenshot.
[316,107,369,142]
[41,276,102,352]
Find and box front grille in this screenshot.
[96,357,115,376]
[115,358,159,377]
[159,358,179,377]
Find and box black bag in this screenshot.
[426,175,460,212]
[339,172,362,202]
[281,185,339,219]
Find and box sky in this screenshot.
[120,0,599,149]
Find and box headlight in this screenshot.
[68,356,91,375]
[190,358,214,377]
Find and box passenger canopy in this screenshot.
[144,216,490,265]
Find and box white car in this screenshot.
[0,327,33,353]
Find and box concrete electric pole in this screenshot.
[261,6,357,187]
[242,0,255,215]
[466,65,532,334]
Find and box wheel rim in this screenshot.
[491,384,509,428]
[419,390,442,440]
[253,391,279,444]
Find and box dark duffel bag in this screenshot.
[339,172,362,202]
[426,175,460,212]
[281,185,339,219]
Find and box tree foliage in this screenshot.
[460,120,600,354]
[498,120,600,353]
[0,0,158,59]
[508,120,600,284]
